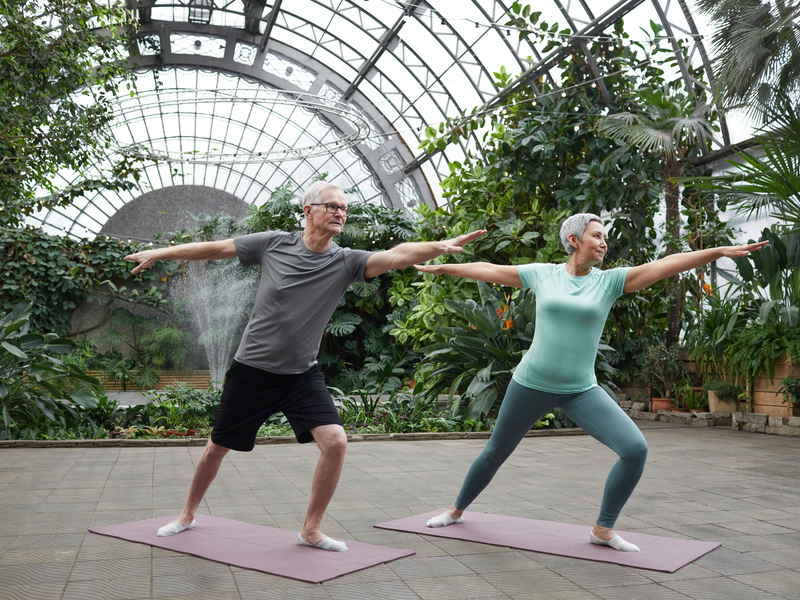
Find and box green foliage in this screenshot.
[702,379,743,403]
[679,98,800,229]
[332,388,494,434]
[725,321,800,383]
[418,282,533,419]
[685,289,747,379]
[0,226,174,333]
[144,384,221,431]
[0,0,141,224]
[640,343,688,399]
[0,303,101,438]
[777,376,800,405]
[696,0,800,114]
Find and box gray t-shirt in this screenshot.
[233,230,373,374]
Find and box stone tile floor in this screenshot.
[1,420,799,600]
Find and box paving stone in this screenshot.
[663,575,783,599]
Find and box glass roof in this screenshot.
[29,0,730,239]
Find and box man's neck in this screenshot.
[302,228,334,253]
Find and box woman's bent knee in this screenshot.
[624,440,648,465]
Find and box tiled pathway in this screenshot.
[1,421,799,599]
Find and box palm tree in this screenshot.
[597,87,715,347]
[678,95,800,229]
[696,0,800,115]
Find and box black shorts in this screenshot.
[211,360,342,451]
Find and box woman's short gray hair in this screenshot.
[559,213,604,255]
[302,181,343,207]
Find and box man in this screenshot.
[124,181,485,551]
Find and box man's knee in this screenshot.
[205,439,231,459]
[316,426,348,458]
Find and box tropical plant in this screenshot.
[685,287,748,379]
[0,303,101,436]
[597,87,716,347]
[696,0,800,114]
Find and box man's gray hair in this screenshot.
[559,213,604,255]
[302,181,344,207]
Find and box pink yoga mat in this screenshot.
[89,514,414,584]
[375,510,720,573]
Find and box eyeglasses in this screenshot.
[309,202,350,216]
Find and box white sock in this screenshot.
[426,512,463,528]
[297,533,348,552]
[157,519,195,537]
[590,532,639,552]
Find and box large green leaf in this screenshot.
[69,391,99,409]
[1,342,27,359]
[470,308,499,337]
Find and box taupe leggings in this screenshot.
[454,380,648,528]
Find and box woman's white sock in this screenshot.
[297,533,348,552]
[426,513,463,528]
[590,532,639,552]
[157,519,195,537]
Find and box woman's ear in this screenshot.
[568,234,579,250]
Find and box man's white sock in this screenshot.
[297,533,348,552]
[426,513,463,528]
[590,532,639,552]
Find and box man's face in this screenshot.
[307,188,348,236]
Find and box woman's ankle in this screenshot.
[448,506,464,519]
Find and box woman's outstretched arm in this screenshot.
[414,262,523,288]
[623,241,769,293]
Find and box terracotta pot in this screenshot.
[164,429,198,438]
[651,398,676,412]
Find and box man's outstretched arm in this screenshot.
[363,230,486,279]
[124,239,238,275]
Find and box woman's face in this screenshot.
[571,221,608,264]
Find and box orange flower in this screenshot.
[502,319,514,330]
[496,308,504,319]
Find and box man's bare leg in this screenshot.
[169,438,230,527]
[299,424,347,546]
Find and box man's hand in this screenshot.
[124,249,161,275]
[441,230,487,254]
[363,229,487,279]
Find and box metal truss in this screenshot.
[35,0,726,238]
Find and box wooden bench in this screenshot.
[88,371,212,391]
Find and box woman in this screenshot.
[415,213,767,552]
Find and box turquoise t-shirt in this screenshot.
[513,263,631,393]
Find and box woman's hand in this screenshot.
[414,263,446,274]
[718,241,770,258]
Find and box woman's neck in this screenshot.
[566,254,594,277]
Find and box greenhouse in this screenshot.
[1,1,799,598]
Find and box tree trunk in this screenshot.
[664,154,682,348]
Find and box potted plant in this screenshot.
[640,344,688,412]
[702,380,742,413]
